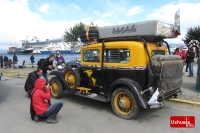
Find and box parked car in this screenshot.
[49,20,183,119]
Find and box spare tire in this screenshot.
[81,30,98,34]
[64,67,80,90]
[80,33,98,38]
[80,37,99,42]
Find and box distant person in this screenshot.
[185,50,189,72]
[24,68,43,97]
[3,55,9,69]
[8,59,12,68]
[31,78,63,124]
[173,48,179,55]
[175,46,186,61]
[55,50,65,66]
[187,47,195,77]
[0,55,3,68]
[30,53,35,68]
[13,54,18,69]
[38,54,55,84]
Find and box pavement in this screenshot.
[0,63,200,105]
[1,77,200,133]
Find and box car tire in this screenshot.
[50,77,63,99]
[81,30,98,34]
[80,37,99,42]
[111,87,140,119]
[80,33,99,38]
[64,67,80,90]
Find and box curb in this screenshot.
[1,72,28,77]
[169,98,200,105]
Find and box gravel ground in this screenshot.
[1,62,200,102]
[179,62,200,102]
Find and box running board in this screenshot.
[75,92,106,102]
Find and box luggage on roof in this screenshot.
[80,20,177,43]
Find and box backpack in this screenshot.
[37,58,45,68]
[30,89,37,120]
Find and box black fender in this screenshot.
[107,78,149,109]
[49,71,74,93]
[66,60,81,69]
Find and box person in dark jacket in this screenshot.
[30,53,35,68]
[38,54,55,83]
[3,55,9,69]
[185,50,189,72]
[32,78,63,124]
[0,55,3,68]
[13,54,18,69]
[24,68,43,96]
[187,47,195,77]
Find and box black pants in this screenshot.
[185,62,188,72]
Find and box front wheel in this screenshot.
[49,77,63,99]
[64,68,80,90]
[111,87,140,119]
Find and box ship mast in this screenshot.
[13,36,16,47]
[24,36,28,49]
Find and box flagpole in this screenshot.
[179,7,181,45]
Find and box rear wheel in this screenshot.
[64,68,80,90]
[49,77,63,99]
[111,87,139,119]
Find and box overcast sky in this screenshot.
[0,0,200,50]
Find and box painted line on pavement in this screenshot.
[169,98,200,105]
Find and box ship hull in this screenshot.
[40,50,75,55]
[7,50,33,55]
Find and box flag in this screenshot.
[174,9,180,37]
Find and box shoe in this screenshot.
[188,75,191,77]
[46,118,58,124]
[185,71,188,72]
[26,93,31,97]
[34,115,40,122]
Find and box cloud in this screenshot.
[118,20,126,24]
[102,13,110,18]
[39,3,50,14]
[0,0,75,49]
[147,2,200,44]
[69,3,81,10]
[93,10,100,15]
[127,6,144,16]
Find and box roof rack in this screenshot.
[80,20,177,44]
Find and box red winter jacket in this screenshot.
[32,79,51,115]
[175,50,186,61]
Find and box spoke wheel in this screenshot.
[64,68,80,90]
[111,87,139,119]
[49,77,63,99]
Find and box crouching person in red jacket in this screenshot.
[32,78,63,124]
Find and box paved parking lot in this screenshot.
[0,76,200,133]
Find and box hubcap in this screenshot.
[119,100,125,108]
[114,91,133,115]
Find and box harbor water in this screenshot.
[0,53,80,66]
